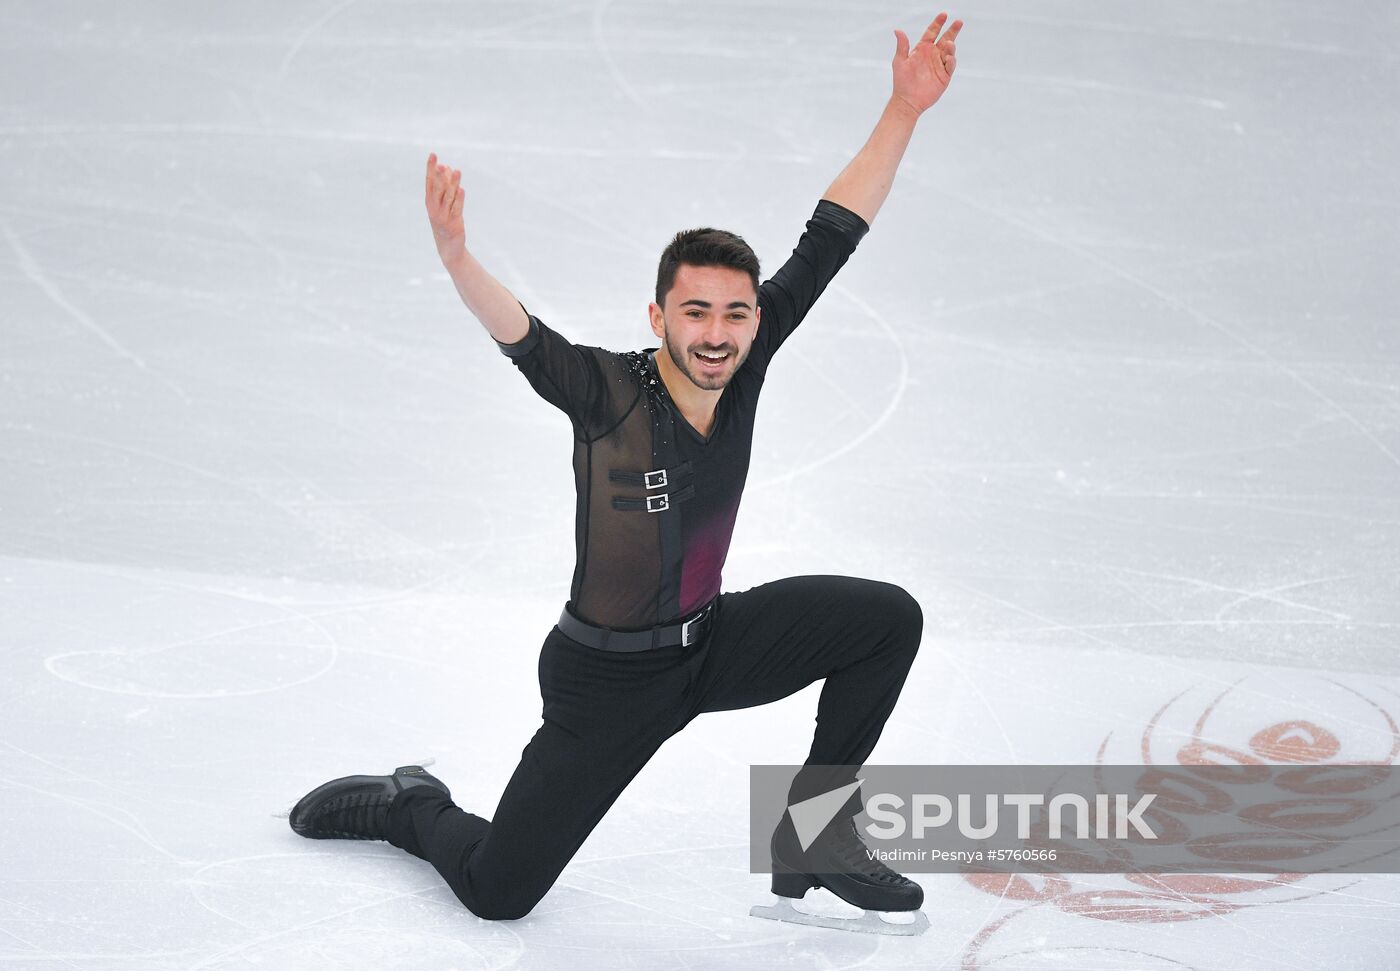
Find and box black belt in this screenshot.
[557,599,716,652]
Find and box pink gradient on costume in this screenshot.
[679,498,742,614]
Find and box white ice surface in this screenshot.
[2,1,1398,968]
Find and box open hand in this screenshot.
[892,12,962,115]
[425,152,466,258]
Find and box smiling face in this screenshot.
[649,264,761,392]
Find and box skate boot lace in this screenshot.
[316,790,391,840]
[827,817,910,886]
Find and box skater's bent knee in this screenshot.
[878,582,923,642]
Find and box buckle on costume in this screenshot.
[681,603,712,647]
[644,469,668,489]
[645,493,670,513]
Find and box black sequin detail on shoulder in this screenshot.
[622,350,660,394]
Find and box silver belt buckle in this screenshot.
[644,469,668,489]
[680,605,709,646]
[645,493,669,513]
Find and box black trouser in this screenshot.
[385,574,923,921]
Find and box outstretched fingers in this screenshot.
[901,12,962,69]
[917,12,961,79]
[921,11,948,44]
[425,156,459,213]
[918,12,962,54]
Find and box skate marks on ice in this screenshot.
[29,559,343,698]
[748,281,911,491]
[2,0,1396,966]
[180,851,527,970]
[22,555,512,700]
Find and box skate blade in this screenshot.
[749,897,929,937]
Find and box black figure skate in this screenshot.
[751,801,929,936]
[289,764,449,841]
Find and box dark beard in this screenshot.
[664,331,746,391]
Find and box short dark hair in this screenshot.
[655,227,760,308]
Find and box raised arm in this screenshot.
[820,13,962,227]
[425,153,530,345]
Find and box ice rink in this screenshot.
[3,1,1399,968]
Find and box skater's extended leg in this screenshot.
[386,629,692,921]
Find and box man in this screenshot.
[289,13,962,935]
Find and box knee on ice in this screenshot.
[469,897,539,922]
[465,882,549,922]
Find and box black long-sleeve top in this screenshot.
[496,198,870,629]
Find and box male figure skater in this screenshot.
[290,13,962,935]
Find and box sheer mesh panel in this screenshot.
[573,352,665,628]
